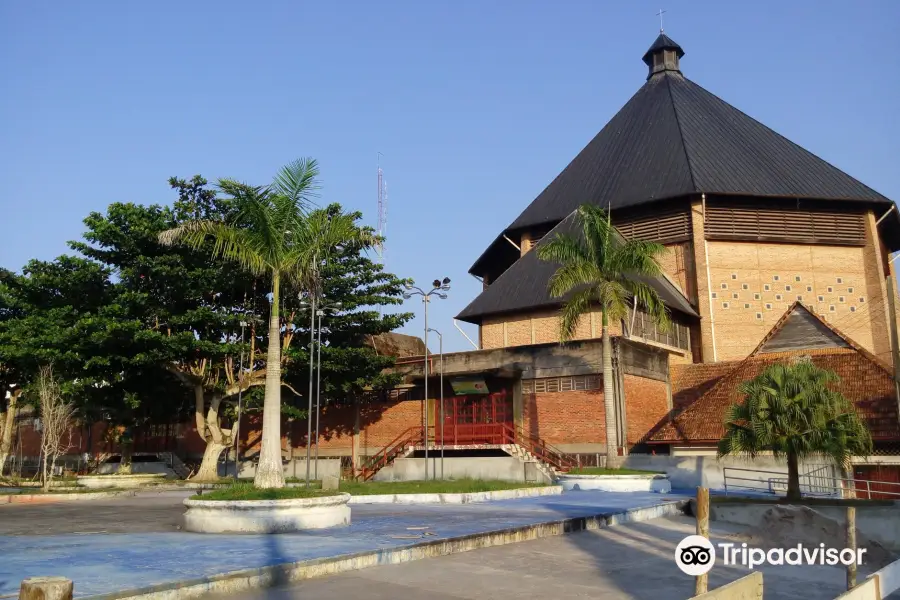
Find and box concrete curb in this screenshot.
[80,499,687,600]
[1,490,137,505]
[347,486,562,504]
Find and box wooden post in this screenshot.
[19,577,73,600]
[695,487,710,596]
[846,505,857,590]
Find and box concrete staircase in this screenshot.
[501,444,560,483]
[159,452,192,479]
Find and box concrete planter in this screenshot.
[558,473,671,493]
[76,473,167,489]
[183,493,351,533]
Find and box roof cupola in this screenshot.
[642,33,684,79]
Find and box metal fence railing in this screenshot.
[723,465,900,499]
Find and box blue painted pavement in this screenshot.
[0,490,688,598]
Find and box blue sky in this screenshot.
[2,1,898,352]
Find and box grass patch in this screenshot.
[190,482,338,501]
[338,479,547,496]
[4,487,123,495]
[567,467,664,476]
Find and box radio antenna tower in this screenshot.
[376,152,387,263]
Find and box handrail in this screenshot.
[357,426,424,479]
[723,465,900,499]
[500,423,577,471]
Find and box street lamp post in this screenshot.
[426,327,444,480]
[314,302,342,480]
[403,278,450,481]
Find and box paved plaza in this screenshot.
[0,489,685,598]
[213,514,872,600]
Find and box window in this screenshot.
[818,296,825,302]
[742,284,749,290]
[837,278,843,284]
[731,274,737,280]
[848,287,854,293]
[839,296,845,303]
[754,293,761,300]
[733,293,739,299]
[776,295,782,301]
[744,303,750,309]
[756,313,762,319]
[764,284,771,291]
[712,292,717,299]
[795,276,802,282]
[860,297,866,303]
[830,305,836,312]
[773,275,780,281]
[614,209,690,244]
[723,302,730,309]
[797,295,803,301]
[721,283,728,289]
[807,286,813,292]
[765,303,772,309]
[851,306,857,313]
[785,285,792,292]
[827,287,833,293]
[526,375,601,394]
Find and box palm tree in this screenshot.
[159,158,321,488]
[717,359,872,501]
[538,204,670,464]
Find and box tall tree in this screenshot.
[159,159,372,488]
[73,177,261,480]
[717,360,873,501]
[538,204,669,463]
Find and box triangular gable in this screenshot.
[749,301,890,370]
[756,304,849,355]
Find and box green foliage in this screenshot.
[718,359,872,499]
[537,204,670,339]
[191,481,338,501]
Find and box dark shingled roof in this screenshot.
[455,211,698,323]
[503,35,891,234]
[642,33,684,63]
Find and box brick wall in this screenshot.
[623,374,669,446]
[705,237,889,361]
[522,389,606,446]
[658,241,697,302]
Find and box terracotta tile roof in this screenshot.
[651,302,900,444]
[671,361,741,410]
[651,348,899,443]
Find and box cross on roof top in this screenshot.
[657,9,667,33]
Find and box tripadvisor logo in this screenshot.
[674,535,867,574]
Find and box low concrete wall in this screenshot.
[2,490,137,504]
[234,459,342,481]
[77,474,167,489]
[347,486,561,505]
[621,455,832,491]
[558,474,671,493]
[710,502,900,552]
[692,572,763,600]
[374,457,549,483]
[97,463,177,477]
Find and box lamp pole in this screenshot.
[314,302,342,480]
[427,328,443,480]
[303,295,316,488]
[403,277,451,482]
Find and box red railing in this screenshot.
[356,421,577,481]
[356,426,424,481]
[499,423,577,473]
